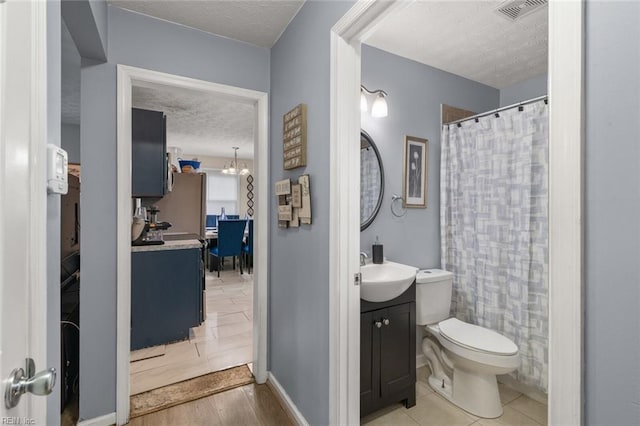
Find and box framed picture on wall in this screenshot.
[403,135,428,208]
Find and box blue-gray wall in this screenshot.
[499,73,548,107]
[61,123,80,164]
[360,45,499,270]
[88,0,108,54]
[77,6,269,420]
[585,1,640,425]
[61,0,108,61]
[46,2,62,424]
[269,1,354,424]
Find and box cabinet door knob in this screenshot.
[383,318,390,326]
[375,321,382,328]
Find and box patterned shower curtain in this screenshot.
[440,100,548,391]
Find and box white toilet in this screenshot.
[416,269,519,418]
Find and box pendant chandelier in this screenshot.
[222,146,249,175]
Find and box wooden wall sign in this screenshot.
[291,184,302,208]
[274,175,312,228]
[275,179,291,228]
[283,104,307,170]
[278,204,293,221]
[298,175,311,224]
[275,179,291,195]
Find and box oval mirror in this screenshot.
[361,130,384,231]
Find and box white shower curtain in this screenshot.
[440,100,548,391]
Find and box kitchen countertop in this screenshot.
[131,239,202,253]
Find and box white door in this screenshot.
[0,0,51,423]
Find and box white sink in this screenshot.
[360,261,418,302]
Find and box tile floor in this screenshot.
[130,268,254,395]
[361,366,548,426]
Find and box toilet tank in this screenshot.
[415,269,454,325]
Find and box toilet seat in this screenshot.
[438,318,518,356]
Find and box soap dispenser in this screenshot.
[372,236,384,264]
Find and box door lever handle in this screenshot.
[24,368,56,396]
[4,359,56,409]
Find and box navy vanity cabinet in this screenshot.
[132,107,167,197]
[361,283,416,417]
[131,247,202,350]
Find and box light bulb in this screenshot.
[360,91,368,112]
[371,94,388,118]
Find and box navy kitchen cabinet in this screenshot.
[131,248,202,350]
[132,107,167,197]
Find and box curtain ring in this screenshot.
[390,195,407,217]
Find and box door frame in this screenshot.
[115,65,269,425]
[0,0,48,421]
[329,1,584,424]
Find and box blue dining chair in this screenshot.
[242,220,253,274]
[206,214,218,228]
[209,219,246,277]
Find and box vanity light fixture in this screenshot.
[361,85,388,118]
[222,147,249,175]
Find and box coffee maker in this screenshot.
[145,206,171,243]
[132,200,172,246]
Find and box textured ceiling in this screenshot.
[132,86,255,159]
[64,0,547,136]
[108,0,305,48]
[365,0,548,89]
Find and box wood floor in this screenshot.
[126,382,293,426]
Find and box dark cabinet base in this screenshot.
[362,388,416,418]
[361,282,416,418]
[131,248,202,350]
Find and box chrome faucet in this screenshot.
[360,252,368,266]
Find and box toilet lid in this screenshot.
[438,318,518,356]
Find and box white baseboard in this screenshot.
[267,371,309,426]
[77,412,117,426]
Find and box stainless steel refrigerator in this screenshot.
[155,172,206,239]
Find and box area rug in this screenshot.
[129,364,254,418]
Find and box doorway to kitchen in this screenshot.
[115,65,268,425]
[128,83,257,397]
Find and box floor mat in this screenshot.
[129,364,254,419]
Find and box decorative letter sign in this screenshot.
[283,104,307,170]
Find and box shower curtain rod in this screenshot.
[446,94,548,126]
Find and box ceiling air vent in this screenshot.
[495,0,547,22]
